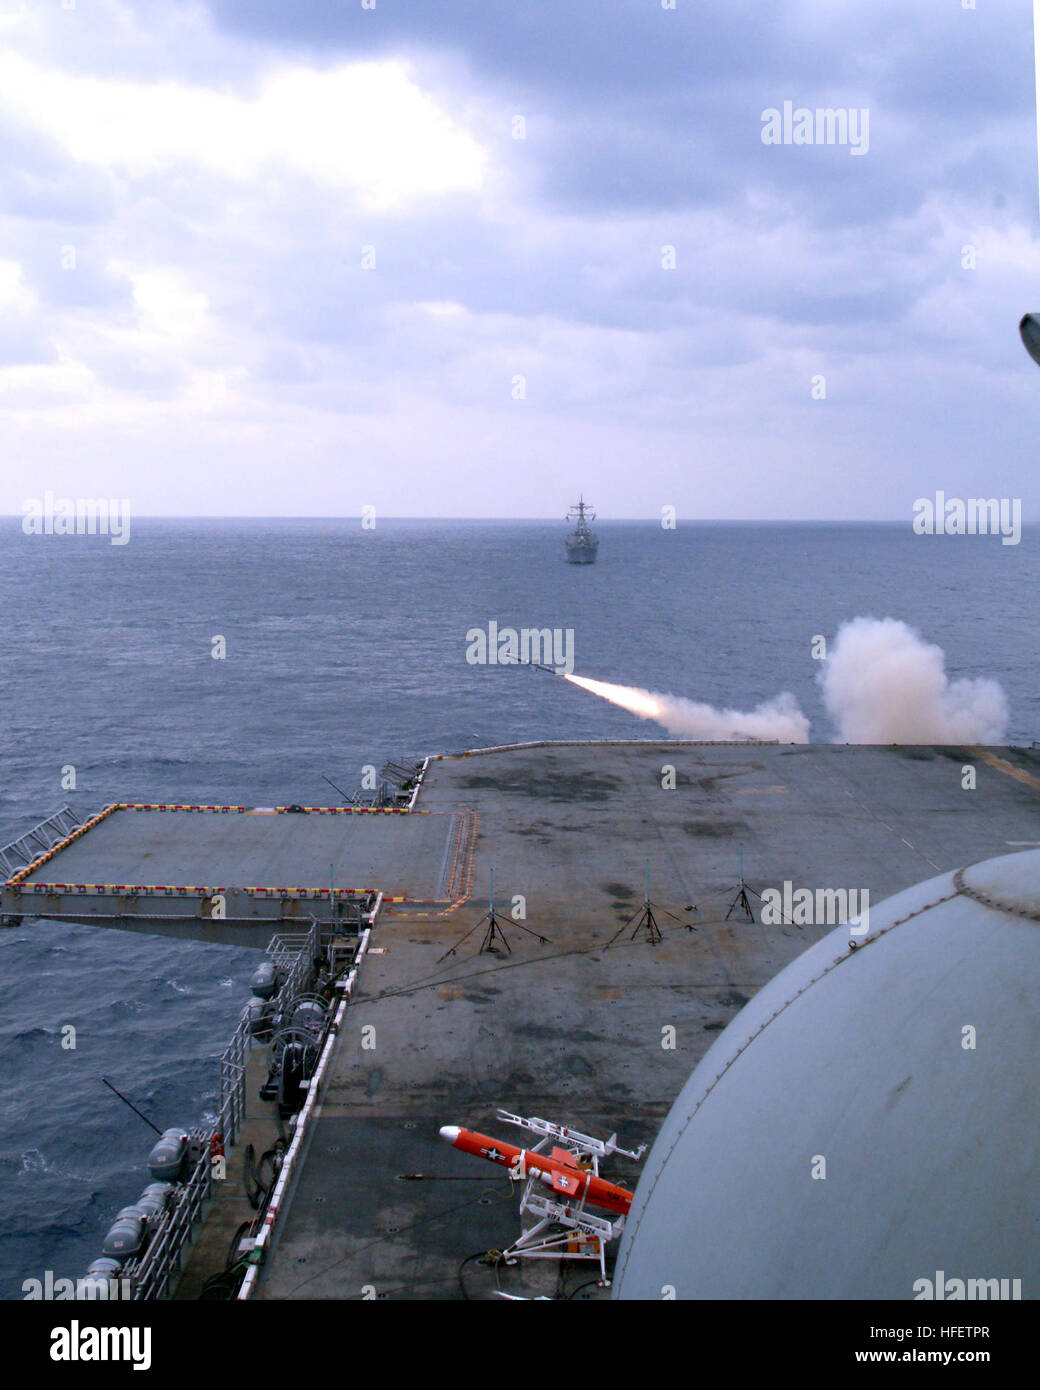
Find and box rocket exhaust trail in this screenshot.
[562,672,810,743]
[563,673,668,721]
[559,619,1009,745]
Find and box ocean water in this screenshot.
[0,517,1037,1296]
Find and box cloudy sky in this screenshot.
[0,0,1037,519]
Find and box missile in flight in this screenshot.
[508,658,562,675]
[439,1124,633,1215]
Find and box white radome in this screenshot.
[614,849,1040,1300]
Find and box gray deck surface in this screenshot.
[23,807,459,898]
[254,740,1040,1300]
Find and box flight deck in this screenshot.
[6,739,1040,1299]
[1,802,474,947]
[249,739,1040,1299]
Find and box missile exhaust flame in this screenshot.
[563,673,669,722]
[562,671,810,743]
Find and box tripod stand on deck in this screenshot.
[607,861,696,947]
[438,870,552,962]
[725,845,763,923]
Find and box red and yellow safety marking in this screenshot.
[5,804,119,887]
[10,874,460,916]
[269,806,425,815]
[16,882,226,895]
[117,802,428,815]
[5,788,447,895]
[241,885,377,898]
[12,881,379,898]
[118,803,249,812]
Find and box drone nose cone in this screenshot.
[439,1125,461,1145]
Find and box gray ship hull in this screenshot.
[565,538,598,563]
[565,495,598,562]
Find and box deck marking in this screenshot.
[821,770,942,873]
[969,748,1040,796]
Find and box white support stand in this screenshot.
[495,1110,646,1287]
[504,1191,619,1284]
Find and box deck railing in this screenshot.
[130,1136,212,1301]
[92,907,374,1300]
[126,920,326,1298]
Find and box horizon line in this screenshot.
[0,513,930,524]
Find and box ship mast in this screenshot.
[567,496,596,525]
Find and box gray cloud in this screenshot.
[0,0,1035,520]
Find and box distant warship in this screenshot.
[565,497,598,564]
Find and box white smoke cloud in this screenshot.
[820,616,1008,744]
[563,617,1009,745]
[641,690,811,743]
